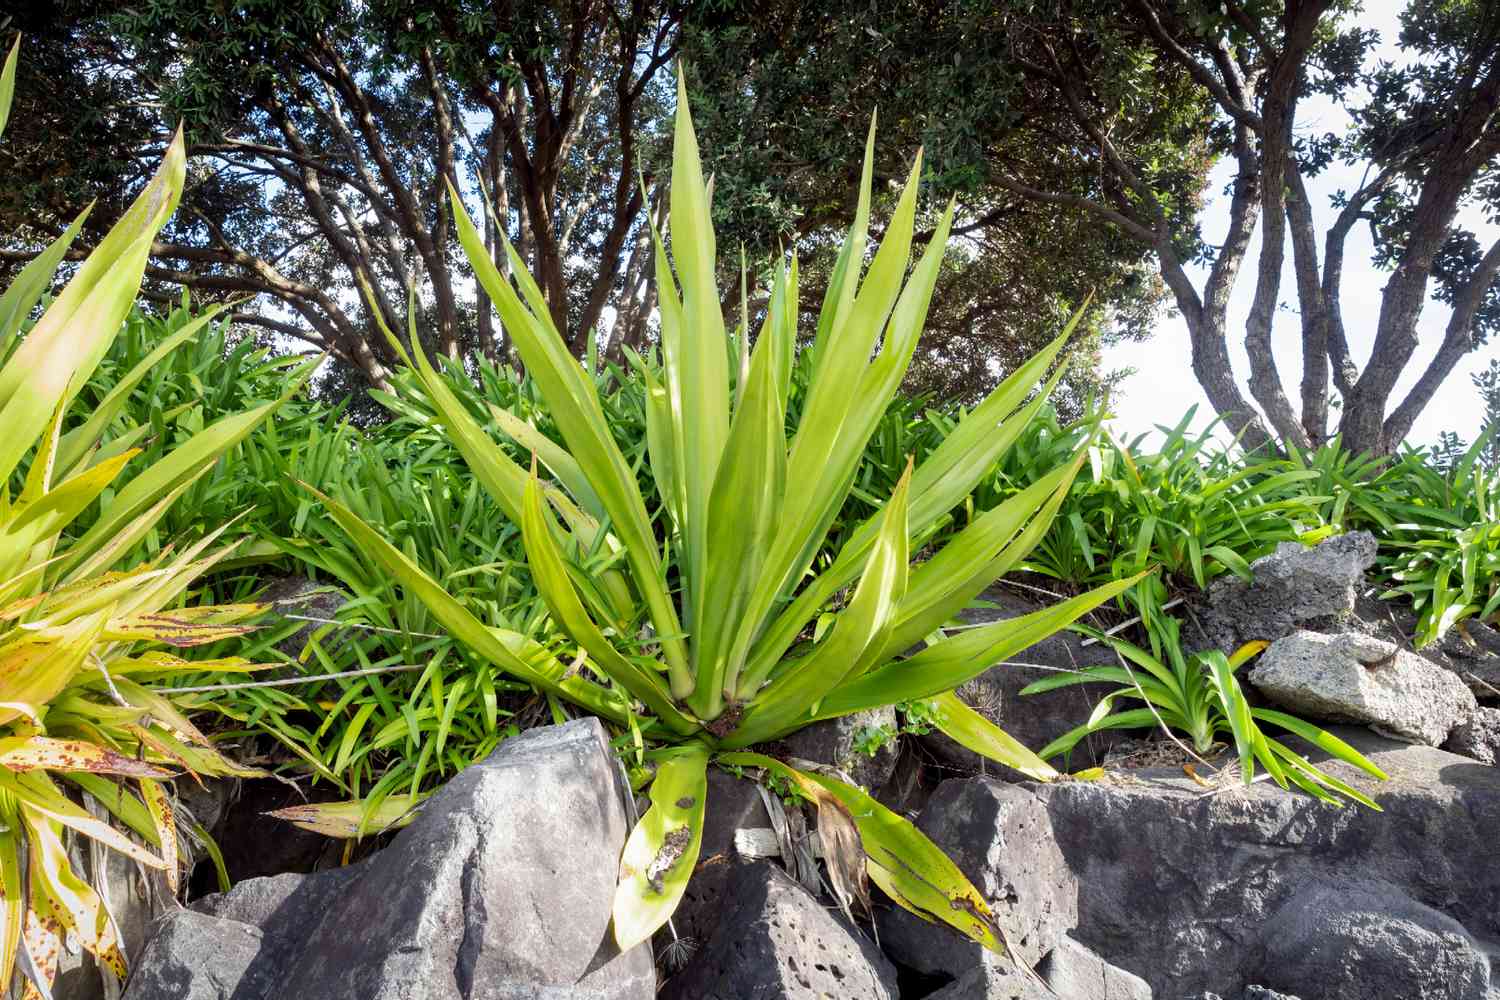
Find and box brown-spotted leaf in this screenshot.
[101,611,259,648]
[0,736,173,778]
[140,779,178,895]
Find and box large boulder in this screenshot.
[920,586,1124,777]
[1193,532,1378,652]
[879,776,1078,979]
[1028,729,1500,997]
[1258,881,1491,1000]
[659,861,898,1000]
[1250,630,1476,745]
[124,718,654,1000]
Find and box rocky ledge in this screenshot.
[120,533,1500,999]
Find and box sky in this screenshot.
[1101,6,1499,450]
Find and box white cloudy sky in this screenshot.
[1101,6,1499,449]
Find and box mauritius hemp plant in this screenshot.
[313,70,1140,954]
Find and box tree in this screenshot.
[6,0,1200,406]
[2,0,684,386]
[984,0,1500,455]
[678,0,1205,407]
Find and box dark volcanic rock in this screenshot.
[1030,729,1500,997]
[1258,880,1491,1000]
[781,706,900,790]
[664,766,771,950]
[122,909,270,1000]
[659,861,898,1000]
[124,718,654,1000]
[878,728,1500,998]
[879,776,1077,977]
[259,575,350,660]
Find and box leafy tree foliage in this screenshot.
[2,0,1201,406]
[2,0,683,385]
[972,0,1500,455]
[679,0,1205,405]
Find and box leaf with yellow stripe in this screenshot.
[0,770,166,869]
[912,691,1059,782]
[267,793,426,839]
[21,806,129,982]
[0,819,22,994]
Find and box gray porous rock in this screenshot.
[1193,531,1378,652]
[123,718,654,1000]
[1250,629,1476,745]
[1330,594,1500,699]
[658,861,899,1000]
[1443,705,1500,764]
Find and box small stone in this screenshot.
[922,964,1050,999]
[1250,630,1476,745]
[1040,934,1152,999]
[123,910,269,1000]
[1443,706,1500,764]
[259,576,350,660]
[780,706,900,790]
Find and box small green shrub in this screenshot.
[1023,616,1388,807]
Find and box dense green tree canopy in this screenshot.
[0,0,1199,408]
[4,0,1494,442]
[679,0,1213,403]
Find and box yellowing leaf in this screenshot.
[267,793,426,839]
[0,736,173,778]
[612,745,708,951]
[140,779,179,894]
